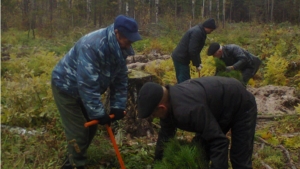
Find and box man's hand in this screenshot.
[98,113,111,125]
[110,108,125,121]
[196,64,203,72]
[226,66,234,71]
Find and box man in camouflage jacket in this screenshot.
[51,15,141,168]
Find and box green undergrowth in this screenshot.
[154,139,208,169]
[254,114,300,168]
[1,119,155,169]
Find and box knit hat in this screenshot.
[202,18,216,29]
[137,82,163,118]
[207,42,220,56]
[114,15,142,42]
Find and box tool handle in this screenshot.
[84,114,115,128]
[106,125,126,169]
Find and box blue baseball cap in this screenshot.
[114,15,142,42]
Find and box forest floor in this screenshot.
[1,81,300,169]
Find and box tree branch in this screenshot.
[257,137,297,169]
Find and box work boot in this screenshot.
[61,156,72,169]
[61,156,85,169]
[75,167,85,169]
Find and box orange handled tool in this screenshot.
[84,114,126,169]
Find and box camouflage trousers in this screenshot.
[51,81,98,167]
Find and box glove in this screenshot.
[226,66,234,71]
[97,113,111,125]
[110,108,125,121]
[196,64,203,72]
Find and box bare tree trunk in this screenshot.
[98,8,102,27]
[22,0,29,29]
[229,0,232,23]
[270,0,274,22]
[223,0,225,28]
[93,0,97,27]
[131,0,135,18]
[87,0,91,24]
[192,0,195,20]
[29,0,36,39]
[202,0,205,18]
[69,0,74,28]
[264,0,266,22]
[299,3,300,25]
[27,0,32,38]
[149,0,151,22]
[126,2,129,16]
[209,0,212,17]
[217,0,219,22]
[249,5,251,21]
[49,0,53,37]
[175,0,177,22]
[266,0,270,22]
[118,0,122,14]
[155,0,159,23]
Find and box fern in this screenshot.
[145,59,176,85]
[263,55,288,85]
[191,55,216,78]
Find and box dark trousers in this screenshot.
[172,58,190,83]
[51,82,98,167]
[242,57,262,84]
[193,98,257,169]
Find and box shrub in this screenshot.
[1,51,59,127]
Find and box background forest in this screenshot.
[1,0,300,169]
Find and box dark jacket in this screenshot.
[172,24,207,67]
[155,76,257,168]
[220,44,261,71]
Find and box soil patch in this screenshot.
[247,85,300,115]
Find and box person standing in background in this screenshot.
[172,18,216,83]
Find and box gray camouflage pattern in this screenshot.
[51,24,134,119]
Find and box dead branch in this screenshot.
[277,145,297,169]
[151,122,161,129]
[257,115,285,120]
[261,161,273,169]
[257,137,272,146]
[281,132,300,138]
[257,137,297,169]
[254,143,273,169]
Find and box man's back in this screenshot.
[169,76,255,132]
[172,24,206,65]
